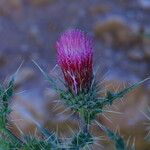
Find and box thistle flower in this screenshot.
[56,29,93,94]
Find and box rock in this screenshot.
[143,38,150,60]
[89,4,111,15]
[127,48,145,61]
[9,94,46,137]
[27,0,55,6]
[15,68,36,87]
[8,0,21,9]
[143,46,150,60]
[94,18,139,48]
[0,53,7,67]
[0,0,22,16]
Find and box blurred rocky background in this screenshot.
[0,0,150,149]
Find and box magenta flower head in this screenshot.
[56,29,93,94]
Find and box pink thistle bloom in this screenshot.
[56,29,93,94]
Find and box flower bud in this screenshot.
[56,29,93,94]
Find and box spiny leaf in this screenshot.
[39,126,60,147]
[71,131,93,149]
[96,121,125,150]
[104,77,150,106]
[2,77,14,103]
[32,60,59,91]
[22,136,51,150]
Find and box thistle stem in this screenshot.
[79,114,89,134]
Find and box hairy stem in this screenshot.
[79,116,88,133]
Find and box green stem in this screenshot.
[79,109,90,134]
[79,117,88,134]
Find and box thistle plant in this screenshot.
[0,29,149,150]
